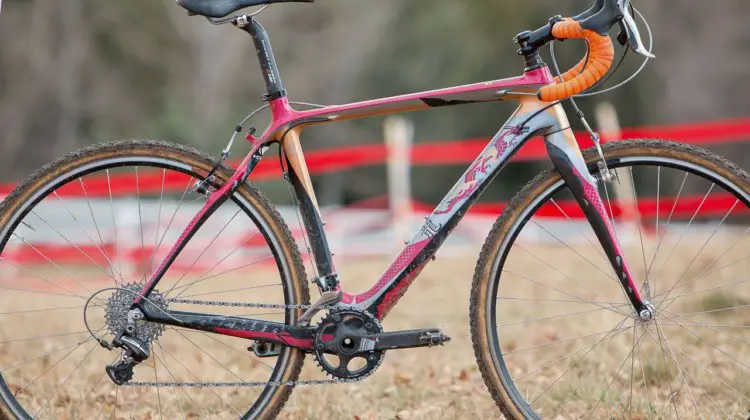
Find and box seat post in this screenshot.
[237,18,286,101]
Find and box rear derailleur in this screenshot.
[102,306,154,386]
[105,333,151,385]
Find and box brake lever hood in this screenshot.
[618,0,654,58]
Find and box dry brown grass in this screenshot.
[0,235,749,419]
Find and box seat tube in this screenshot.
[542,104,647,315]
[240,19,286,101]
[282,128,339,289]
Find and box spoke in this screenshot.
[70,356,117,419]
[628,319,637,418]
[503,326,631,356]
[643,325,729,418]
[8,235,97,299]
[173,229,263,299]
[171,328,246,382]
[107,169,125,284]
[658,307,750,345]
[94,384,116,420]
[651,320,680,419]
[678,302,750,317]
[585,326,646,419]
[31,210,119,283]
[149,169,166,279]
[502,269,631,317]
[181,329,273,374]
[141,176,195,284]
[549,198,608,261]
[165,209,243,296]
[129,385,136,419]
[111,385,119,420]
[167,255,275,296]
[545,320,635,419]
[653,320,704,419]
[0,304,98,315]
[177,283,281,299]
[662,254,750,300]
[654,276,750,309]
[136,166,146,285]
[658,197,738,311]
[680,225,750,291]
[1,337,94,372]
[153,352,164,420]
[650,182,715,301]
[13,337,98,397]
[644,172,688,296]
[79,177,120,285]
[154,342,190,420]
[32,341,98,418]
[0,330,89,344]
[157,340,241,417]
[515,318,630,382]
[532,317,630,405]
[656,166,660,244]
[628,167,650,290]
[657,310,750,372]
[0,283,77,298]
[511,247,631,316]
[498,305,629,328]
[52,192,124,282]
[529,219,617,282]
[637,331,655,420]
[498,296,624,305]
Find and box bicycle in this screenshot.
[0,0,747,418]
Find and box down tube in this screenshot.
[356,101,559,320]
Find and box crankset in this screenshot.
[313,308,451,380]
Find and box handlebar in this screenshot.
[538,20,615,101]
[516,0,624,102]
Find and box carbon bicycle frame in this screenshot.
[133,19,647,350]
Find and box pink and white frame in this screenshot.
[133,18,646,349]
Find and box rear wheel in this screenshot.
[0,140,309,419]
[472,139,750,419]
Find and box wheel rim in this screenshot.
[0,154,299,419]
[488,154,750,419]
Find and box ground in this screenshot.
[0,238,748,419]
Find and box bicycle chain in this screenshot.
[125,297,377,388]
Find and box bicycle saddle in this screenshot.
[177,0,313,18]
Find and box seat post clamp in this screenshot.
[261,89,287,102]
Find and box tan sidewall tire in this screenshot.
[470,139,750,419]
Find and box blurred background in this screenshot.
[2,0,750,207]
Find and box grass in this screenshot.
[0,236,748,419]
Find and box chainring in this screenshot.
[313,308,385,380]
[105,283,167,343]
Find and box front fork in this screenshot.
[544,128,652,319]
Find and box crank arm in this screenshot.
[373,328,451,350]
[139,303,318,350]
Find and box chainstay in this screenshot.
[135,297,372,388]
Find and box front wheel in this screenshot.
[471,139,750,419]
[0,140,310,419]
